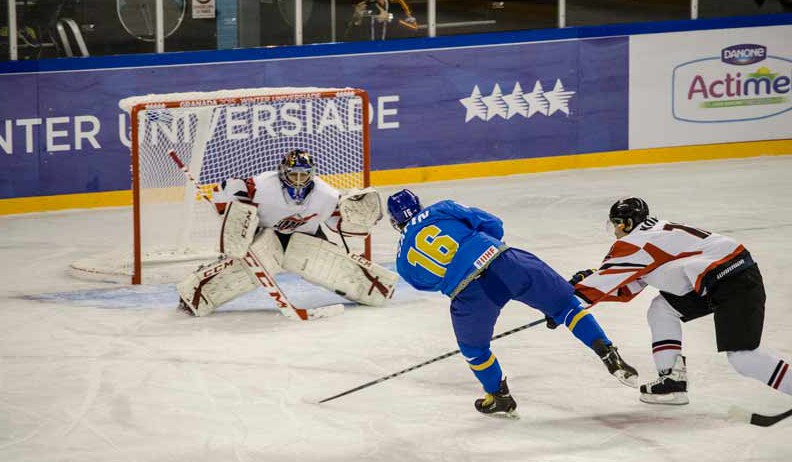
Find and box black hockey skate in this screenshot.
[475,378,517,417]
[593,339,639,388]
[640,355,689,405]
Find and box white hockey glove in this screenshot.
[337,187,383,236]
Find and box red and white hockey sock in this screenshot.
[727,349,792,395]
[652,339,683,372]
[647,295,684,372]
[768,359,791,394]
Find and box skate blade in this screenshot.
[640,392,689,405]
[484,410,520,420]
[614,371,639,388]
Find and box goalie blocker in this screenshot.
[177,201,397,316]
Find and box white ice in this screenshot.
[1,156,791,462]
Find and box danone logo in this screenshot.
[673,44,791,123]
[721,44,766,66]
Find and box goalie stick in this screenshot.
[318,317,546,404]
[168,150,344,321]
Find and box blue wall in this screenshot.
[0,14,789,201]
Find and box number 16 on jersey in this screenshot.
[406,225,459,277]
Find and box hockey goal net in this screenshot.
[71,87,371,284]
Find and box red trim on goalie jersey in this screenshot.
[244,177,257,201]
[215,178,258,215]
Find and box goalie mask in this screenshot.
[387,189,422,230]
[279,149,316,204]
[608,197,649,234]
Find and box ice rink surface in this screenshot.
[1,156,791,461]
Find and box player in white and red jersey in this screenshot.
[572,197,791,405]
[175,149,397,317]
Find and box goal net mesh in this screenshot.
[70,87,370,284]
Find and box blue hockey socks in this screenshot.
[459,343,503,393]
[550,300,610,349]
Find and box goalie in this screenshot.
[177,149,398,317]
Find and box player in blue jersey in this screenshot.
[387,189,639,416]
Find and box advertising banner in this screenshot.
[630,25,791,149]
[0,36,628,199]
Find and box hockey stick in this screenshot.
[729,406,792,427]
[750,407,792,427]
[168,150,344,321]
[318,317,546,403]
[729,405,792,427]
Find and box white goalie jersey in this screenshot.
[213,171,341,236]
[575,218,748,308]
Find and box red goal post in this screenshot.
[71,87,371,285]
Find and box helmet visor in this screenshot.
[285,168,312,188]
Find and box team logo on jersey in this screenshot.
[459,80,576,122]
[275,213,318,232]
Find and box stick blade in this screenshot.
[750,407,792,427]
[729,405,792,427]
[306,303,345,320]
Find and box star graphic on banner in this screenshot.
[545,79,576,116]
[523,80,549,117]
[459,85,488,122]
[502,82,529,119]
[481,84,509,120]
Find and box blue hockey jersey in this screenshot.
[395,200,505,297]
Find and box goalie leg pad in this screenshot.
[176,257,258,316]
[282,232,398,306]
[220,201,260,259]
[248,228,285,274]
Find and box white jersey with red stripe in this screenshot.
[576,217,746,307]
[213,172,341,235]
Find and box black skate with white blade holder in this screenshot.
[640,355,689,405]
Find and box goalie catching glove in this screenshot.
[336,187,383,236]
